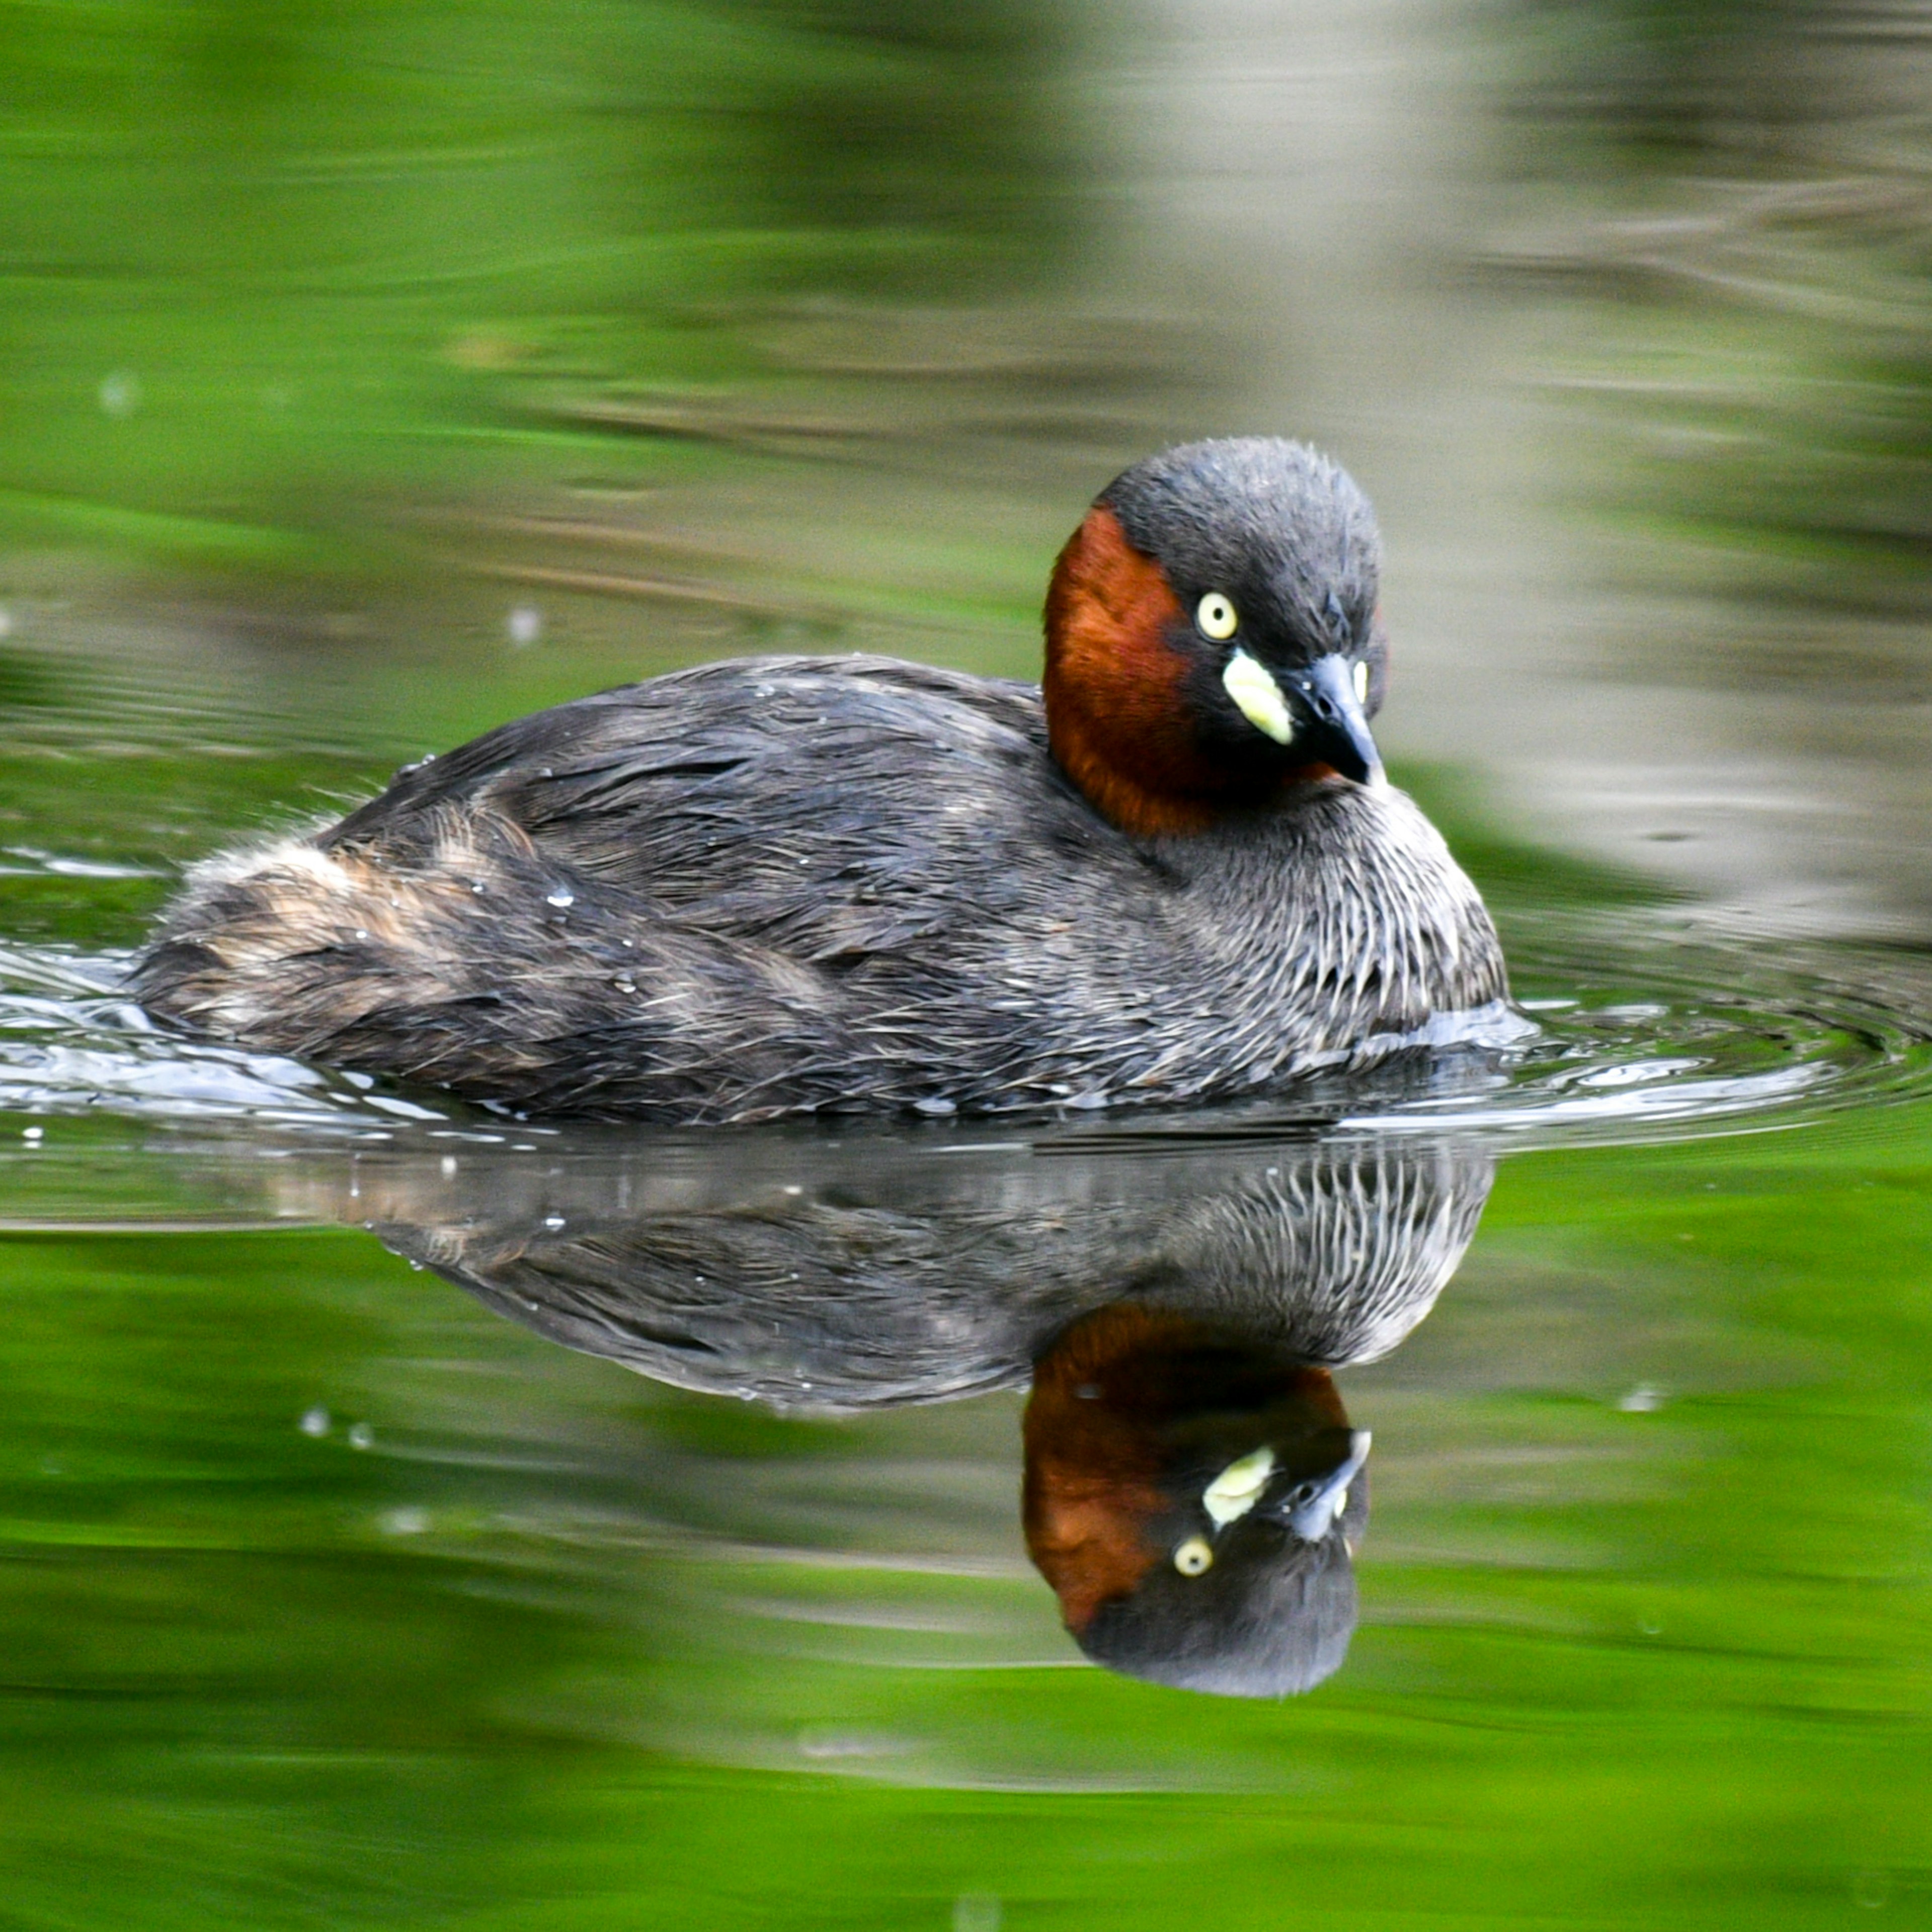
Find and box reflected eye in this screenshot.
[1174,1536,1214,1576]
[1196,593,1238,641]
[1353,660,1370,705]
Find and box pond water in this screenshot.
[8,2,1932,1927]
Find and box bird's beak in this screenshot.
[1291,655,1384,788]
[1284,1428,1372,1543]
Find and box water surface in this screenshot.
[7,2,1932,1927]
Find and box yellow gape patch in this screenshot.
[1220,652,1294,746]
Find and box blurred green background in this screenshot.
[0,0,1087,568]
[6,2,1932,1927]
[8,0,1932,920]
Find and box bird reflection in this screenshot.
[1026,1305,1371,1697]
[282,1128,1491,1696]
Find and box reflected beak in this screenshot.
[1291,656,1384,788]
[1203,1445,1276,1527]
[1283,1428,1372,1542]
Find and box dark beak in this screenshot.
[1291,655,1384,787]
[1279,1428,1372,1542]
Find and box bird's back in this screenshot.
[133,654,1507,1121]
[136,658,1159,1117]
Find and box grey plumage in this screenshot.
[1074,1484,1369,1700]
[131,654,1505,1122]
[1104,438,1385,669]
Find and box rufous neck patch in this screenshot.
[1042,505,1223,838]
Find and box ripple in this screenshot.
[0,942,464,1136]
[1037,917,1932,1152]
[1,916,1928,1155]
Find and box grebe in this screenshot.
[134,438,1510,1121]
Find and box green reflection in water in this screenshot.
[3,1108,1931,1925]
[6,0,1932,1922]
[0,0,1089,575]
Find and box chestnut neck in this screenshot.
[1042,504,1223,838]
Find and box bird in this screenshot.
[131,437,1510,1123]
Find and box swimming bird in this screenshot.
[132,438,1510,1122]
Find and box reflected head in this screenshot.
[1022,1303,1371,1698]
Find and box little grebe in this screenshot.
[133,438,1510,1121]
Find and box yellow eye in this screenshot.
[1353,660,1370,705]
[1196,593,1238,641]
[1173,1536,1214,1576]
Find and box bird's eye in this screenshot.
[1196,593,1238,641]
[1353,660,1370,705]
[1174,1536,1214,1576]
